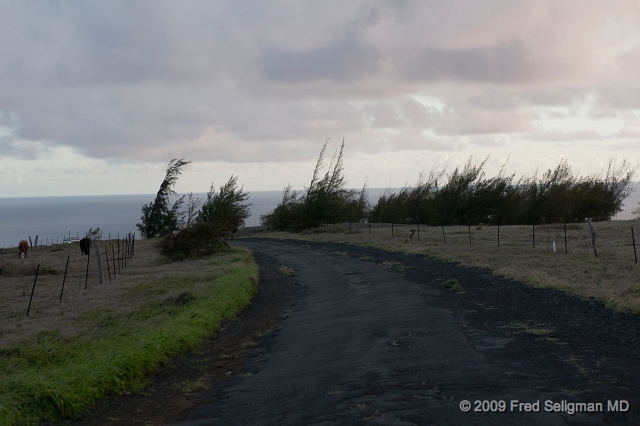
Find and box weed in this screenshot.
[278,265,294,275]
[507,321,554,337]
[442,279,462,292]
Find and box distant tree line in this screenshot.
[137,159,251,259]
[370,157,637,226]
[262,141,637,231]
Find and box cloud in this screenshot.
[1,0,640,172]
[402,42,538,84]
[531,129,603,142]
[260,34,380,82]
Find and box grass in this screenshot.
[0,240,258,426]
[248,219,640,313]
[278,264,294,275]
[442,279,463,292]
[507,321,554,337]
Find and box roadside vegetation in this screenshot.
[262,140,636,231]
[0,239,258,426]
[137,159,251,260]
[1,160,258,425]
[257,139,639,313]
[370,157,636,226]
[260,139,369,231]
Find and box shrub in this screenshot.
[158,221,231,260]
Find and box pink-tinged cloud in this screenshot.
[1,0,640,165]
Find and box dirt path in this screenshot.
[49,239,640,425]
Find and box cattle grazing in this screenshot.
[80,238,92,256]
[18,240,29,259]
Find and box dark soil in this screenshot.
[45,249,297,426]
[45,238,640,425]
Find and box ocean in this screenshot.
[1,188,638,249]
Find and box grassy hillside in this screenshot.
[0,240,258,425]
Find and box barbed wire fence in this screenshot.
[259,219,639,264]
[0,232,136,321]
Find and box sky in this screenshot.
[2,1,640,200]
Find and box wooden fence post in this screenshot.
[84,250,91,289]
[105,248,112,284]
[27,264,40,317]
[59,256,70,301]
[586,218,599,257]
[112,245,117,280]
[632,227,637,264]
[532,221,535,249]
[441,225,446,244]
[95,242,104,284]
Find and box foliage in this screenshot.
[157,221,232,260]
[183,192,202,227]
[85,227,101,240]
[370,156,637,225]
[261,139,369,231]
[197,175,251,230]
[137,159,190,238]
[442,279,462,292]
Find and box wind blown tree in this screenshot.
[198,175,252,231]
[137,158,190,238]
[370,156,636,226]
[183,192,202,227]
[158,174,251,260]
[261,139,369,230]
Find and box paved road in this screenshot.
[175,240,576,425]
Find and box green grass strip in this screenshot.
[0,253,258,426]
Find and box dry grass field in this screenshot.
[0,238,258,425]
[254,219,640,313]
[0,239,248,347]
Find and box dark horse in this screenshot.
[80,238,92,256]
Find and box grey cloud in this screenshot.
[260,35,380,82]
[403,42,537,84]
[0,132,46,160]
[1,0,640,167]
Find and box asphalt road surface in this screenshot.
[174,239,600,425]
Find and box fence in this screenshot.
[0,233,136,321]
[264,219,639,264]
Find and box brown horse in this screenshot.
[18,240,29,258]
